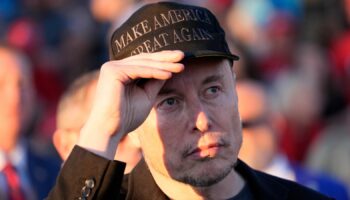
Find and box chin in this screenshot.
[176,157,235,187]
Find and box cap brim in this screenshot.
[183,50,239,62]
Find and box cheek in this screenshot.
[139,126,163,157]
[155,107,189,146]
[139,110,178,161]
[222,98,242,151]
[3,84,21,109]
[254,127,276,155]
[0,85,21,126]
[239,131,256,161]
[139,111,187,173]
[214,92,241,130]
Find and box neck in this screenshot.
[149,166,245,200]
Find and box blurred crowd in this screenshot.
[1,0,350,199]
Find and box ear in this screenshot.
[53,129,78,161]
[53,129,65,160]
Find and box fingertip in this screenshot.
[173,50,185,60]
[160,50,184,61]
[176,63,185,72]
[173,50,184,55]
[162,71,173,80]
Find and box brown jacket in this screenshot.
[46,146,333,200]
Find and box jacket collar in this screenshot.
[235,159,289,200]
[126,159,290,200]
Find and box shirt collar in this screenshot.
[0,140,27,171]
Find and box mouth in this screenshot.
[185,142,225,160]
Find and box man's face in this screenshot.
[236,82,277,170]
[138,58,242,187]
[0,49,26,151]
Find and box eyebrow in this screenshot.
[202,74,224,85]
[158,74,224,96]
[158,88,177,96]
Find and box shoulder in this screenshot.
[292,164,349,200]
[235,160,333,200]
[259,170,332,199]
[26,139,61,170]
[24,139,62,199]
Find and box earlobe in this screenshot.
[53,129,65,160]
[53,129,76,160]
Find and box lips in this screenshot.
[186,142,224,159]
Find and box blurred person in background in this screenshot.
[271,43,329,163]
[328,0,350,108]
[2,0,118,149]
[306,105,350,195]
[225,0,302,83]
[303,0,350,193]
[0,44,60,200]
[53,70,142,174]
[236,79,349,200]
[89,0,219,37]
[90,0,143,38]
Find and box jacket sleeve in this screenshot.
[46,145,126,200]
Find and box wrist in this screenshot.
[77,119,123,160]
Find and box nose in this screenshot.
[195,110,211,133]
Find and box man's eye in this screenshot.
[158,97,179,110]
[204,86,221,98]
[208,87,219,94]
[164,98,177,105]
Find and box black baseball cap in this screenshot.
[109,1,239,62]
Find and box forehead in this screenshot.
[163,58,232,87]
[0,51,22,78]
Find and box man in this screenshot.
[47,2,331,199]
[0,44,60,200]
[236,80,349,200]
[53,70,141,173]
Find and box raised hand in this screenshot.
[77,50,184,159]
